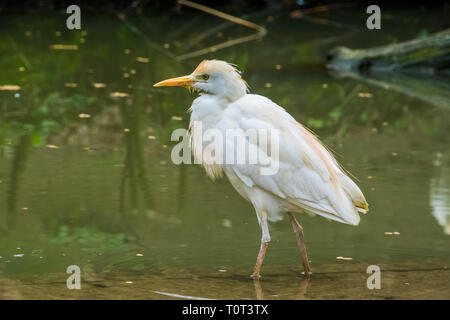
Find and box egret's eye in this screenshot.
[202,74,209,81]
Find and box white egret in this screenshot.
[154,60,368,277]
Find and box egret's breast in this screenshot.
[189,95,229,180]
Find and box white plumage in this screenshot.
[155,59,368,277]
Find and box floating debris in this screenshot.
[109,92,129,98]
[265,83,272,88]
[163,43,170,49]
[130,69,136,75]
[65,83,77,88]
[49,44,79,50]
[322,83,328,88]
[275,64,282,70]
[55,31,61,37]
[19,66,25,72]
[46,144,60,149]
[123,73,130,78]
[124,49,131,54]
[136,57,149,63]
[367,176,374,179]
[13,254,24,258]
[336,256,353,260]
[171,116,183,121]
[0,85,21,91]
[148,135,156,140]
[14,93,21,98]
[218,269,227,272]
[21,207,29,211]
[222,219,232,228]
[136,253,143,257]
[358,92,373,98]
[124,128,130,133]
[92,83,106,88]
[384,231,400,235]
[382,122,389,126]
[78,113,91,119]
[392,152,398,156]
[153,291,214,300]
[125,281,133,284]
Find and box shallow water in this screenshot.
[0,5,449,299]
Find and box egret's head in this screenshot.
[154,60,248,101]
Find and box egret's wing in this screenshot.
[225,94,368,225]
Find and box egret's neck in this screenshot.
[189,78,247,128]
[220,78,248,102]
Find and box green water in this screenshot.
[0,6,449,299]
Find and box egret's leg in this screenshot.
[288,213,311,276]
[252,215,270,278]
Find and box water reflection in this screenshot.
[328,69,450,111]
[119,97,154,222]
[6,135,31,229]
[430,152,450,235]
[253,277,310,300]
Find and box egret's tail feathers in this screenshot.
[286,173,367,226]
[338,173,369,214]
[356,207,368,214]
[287,197,360,226]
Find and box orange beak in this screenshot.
[153,75,196,88]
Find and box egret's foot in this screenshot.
[301,271,313,278]
[301,260,312,277]
[288,213,312,276]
